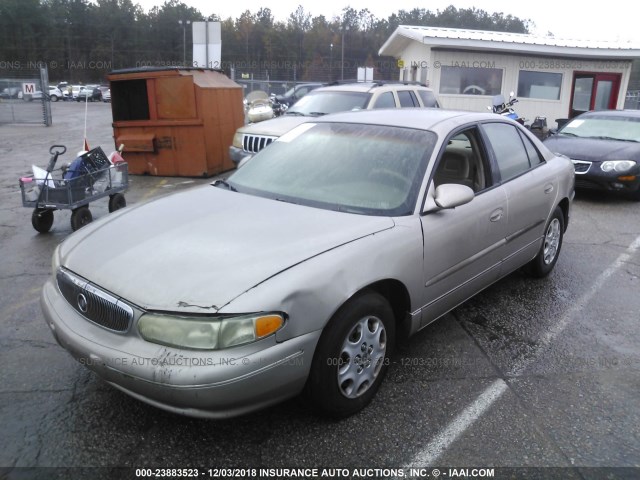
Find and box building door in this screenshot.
[569,72,621,118]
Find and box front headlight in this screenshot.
[601,160,636,173]
[138,312,284,350]
[232,131,244,148]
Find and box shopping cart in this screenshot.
[20,145,129,233]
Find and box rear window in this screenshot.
[418,90,439,108]
[397,90,419,107]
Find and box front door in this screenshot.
[569,72,621,118]
[420,126,507,327]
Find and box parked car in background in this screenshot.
[48,86,63,102]
[18,90,44,101]
[98,85,109,99]
[543,110,640,200]
[76,85,102,102]
[230,82,441,165]
[41,109,574,419]
[69,85,81,100]
[272,82,324,109]
[0,86,20,99]
[102,88,111,102]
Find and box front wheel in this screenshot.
[304,291,395,418]
[31,208,54,233]
[525,206,564,278]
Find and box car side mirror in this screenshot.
[423,184,474,213]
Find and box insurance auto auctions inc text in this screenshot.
[227,467,495,478]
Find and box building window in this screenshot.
[439,66,502,96]
[518,71,562,100]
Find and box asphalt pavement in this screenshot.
[0,102,639,480]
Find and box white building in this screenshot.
[379,26,640,127]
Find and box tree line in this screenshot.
[0,0,531,83]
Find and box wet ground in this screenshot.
[0,102,639,479]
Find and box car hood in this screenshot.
[240,115,312,137]
[543,135,640,162]
[59,185,395,313]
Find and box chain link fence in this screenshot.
[625,90,640,110]
[0,66,52,126]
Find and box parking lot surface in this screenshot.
[1,102,639,479]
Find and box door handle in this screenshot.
[544,184,554,194]
[490,208,503,222]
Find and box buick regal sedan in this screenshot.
[41,109,574,419]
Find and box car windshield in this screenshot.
[560,115,640,142]
[226,122,436,216]
[287,91,372,116]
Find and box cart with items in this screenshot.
[20,145,129,233]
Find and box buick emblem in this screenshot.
[77,293,88,313]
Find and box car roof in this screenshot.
[307,108,501,133]
[313,81,434,93]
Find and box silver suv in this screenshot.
[230,82,440,165]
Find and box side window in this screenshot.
[372,91,396,109]
[518,130,543,166]
[482,123,531,182]
[433,127,490,193]
[418,90,438,108]
[397,90,419,107]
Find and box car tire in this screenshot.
[50,95,59,102]
[70,206,92,231]
[108,193,126,212]
[525,205,564,278]
[31,208,54,233]
[304,290,395,418]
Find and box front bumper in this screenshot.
[41,278,321,418]
[572,160,640,195]
[229,146,252,166]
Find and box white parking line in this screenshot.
[404,234,640,467]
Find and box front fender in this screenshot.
[218,216,424,342]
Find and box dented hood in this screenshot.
[58,185,394,312]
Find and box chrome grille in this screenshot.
[571,160,591,174]
[242,134,277,153]
[56,269,133,333]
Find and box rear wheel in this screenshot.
[304,291,395,418]
[525,206,564,277]
[70,206,92,231]
[31,208,54,233]
[108,193,126,212]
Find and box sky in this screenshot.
[135,0,640,44]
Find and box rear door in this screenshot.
[480,121,557,274]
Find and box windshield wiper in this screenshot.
[308,112,327,116]
[285,111,306,116]
[213,179,237,192]
[559,131,578,137]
